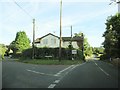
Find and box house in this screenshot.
[35,33,83,49]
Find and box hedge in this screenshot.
[21,47,83,60]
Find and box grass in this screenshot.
[102,58,120,68]
[111,58,120,68]
[17,59,84,65]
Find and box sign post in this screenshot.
[72,50,77,60]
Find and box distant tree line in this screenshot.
[92,47,104,56]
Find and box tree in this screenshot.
[0,44,7,59]
[103,13,120,59]
[93,47,104,56]
[10,31,30,54]
[74,32,93,57]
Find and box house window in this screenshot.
[54,39,56,44]
[51,39,54,44]
[51,39,56,44]
[43,39,48,44]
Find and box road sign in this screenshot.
[72,50,77,54]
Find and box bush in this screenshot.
[22,48,33,58]
[111,58,120,68]
[12,52,22,58]
[100,54,109,60]
[21,47,83,60]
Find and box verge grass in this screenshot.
[18,59,84,65]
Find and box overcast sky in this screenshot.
[0,0,118,47]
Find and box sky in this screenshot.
[0,0,118,47]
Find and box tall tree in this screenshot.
[10,31,30,54]
[93,47,104,55]
[74,32,93,57]
[103,13,120,58]
[0,44,7,59]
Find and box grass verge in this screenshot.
[111,58,120,68]
[17,59,84,65]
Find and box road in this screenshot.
[2,58,119,88]
[55,60,119,88]
[2,58,71,88]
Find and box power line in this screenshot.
[13,0,36,60]
[13,0,33,19]
[13,1,81,31]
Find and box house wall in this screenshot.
[63,41,79,49]
[63,41,70,48]
[35,34,61,48]
[72,41,79,49]
[35,34,79,49]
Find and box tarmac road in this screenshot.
[2,58,119,88]
[54,60,119,88]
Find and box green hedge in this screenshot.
[22,47,83,60]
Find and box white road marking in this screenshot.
[95,63,98,66]
[94,62,110,76]
[58,65,74,73]
[98,66,110,76]
[48,62,87,88]
[26,69,57,76]
[54,65,75,76]
[27,69,41,74]
[48,84,56,88]
[54,80,60,84]
[79,62,86,66]
[54,62,86,77]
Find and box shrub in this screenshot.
[21,47,83,60]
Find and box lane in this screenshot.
[48,62,86,88]
[2,58,70,88]
[55,60,118,88]
[3,58,119,88]
[93,60,119,80]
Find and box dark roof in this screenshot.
[62,37,71,41]
[62,36,83,41]
[35,33,83,43]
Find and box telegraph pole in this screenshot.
[82,33,84,61]
[70,26,72,60]
[59,0,62,62]
[109,0,120,13]
[32,19,35,59]
[70,26,72,46]
[117,0,120,13]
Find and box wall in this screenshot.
[35,35,80,49]
[35,34,61,48]
[72,41,79,49]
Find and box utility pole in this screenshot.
[70,26,72,60]
[32,19,35,59]
[109,0,120,13]
[117,0,120,13]
[70,26,72,46]
[59,0,62,62]
[82,33,84,61]
[115,0,120,13]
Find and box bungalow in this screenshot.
[35,33,83,49]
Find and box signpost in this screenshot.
[72,50,77,55]
[72,50,77,60]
